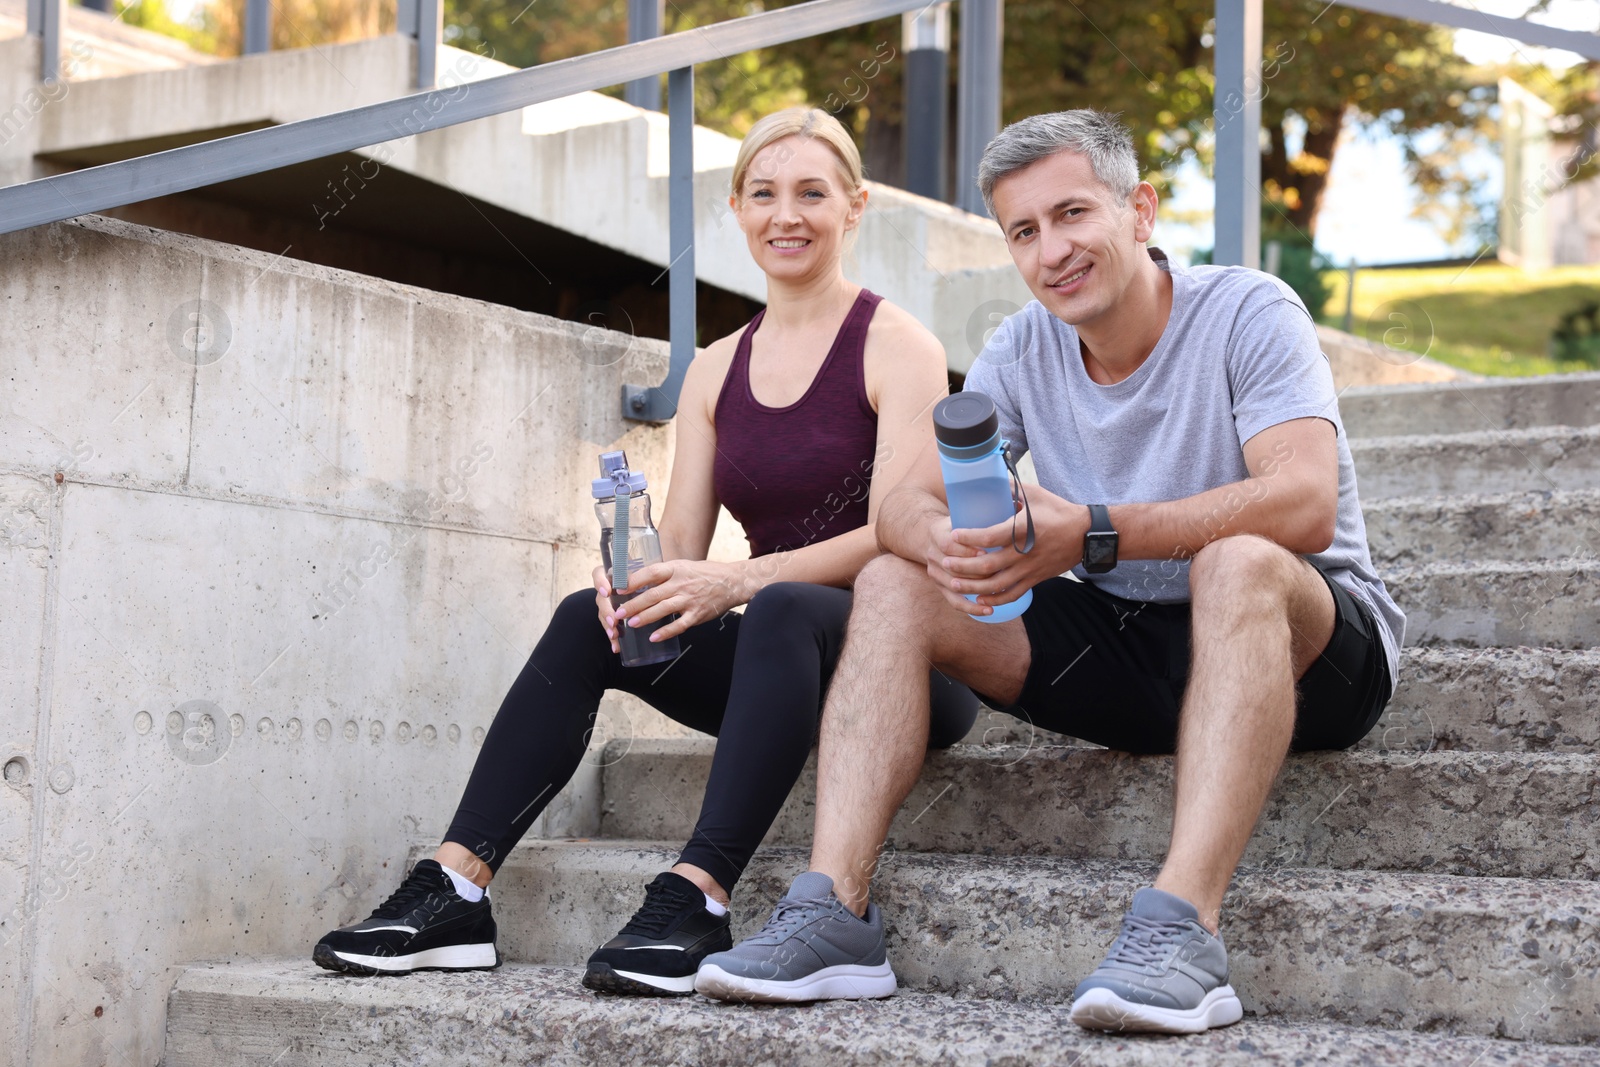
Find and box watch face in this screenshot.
[1084,532,1118,572]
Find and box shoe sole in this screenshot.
[1069,985,1243,1034]
[582,962,697,997]
[694,962,896,1003]
[312,942,500,976]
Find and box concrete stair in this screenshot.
[164,959,1600,1067]
[441,842,1600,1042]
[162,371,1600,1061]
[1365,489,1600,565]
[597,741,1599,879]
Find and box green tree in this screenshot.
[185,0,1499,241]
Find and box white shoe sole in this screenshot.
[1069,985,1243,1034]
[610,968,697,993]
[331,943,498,972]
[694,962,897,1003]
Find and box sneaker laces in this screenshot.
[619,877,698,938]
[369,865,449,921]
[1100,914,1190,972]
[745,896,834,946]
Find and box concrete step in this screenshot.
[1364,489,1600,566]
[1340,373,1600,438]
[598,740,1598,880]
[966,647,1600,754]
[1388,559,1600,649]
[1350,426,1600,500]
[414,841,1600,1043]
[1382,647,1600,752]
[164,958,1600,1066]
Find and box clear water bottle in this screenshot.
[592,450,682,667]
[933,392,1033,624]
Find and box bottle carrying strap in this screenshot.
[1002,442,1035,554]
[611,479,632,591]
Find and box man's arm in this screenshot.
[940,416,1339,612]
[877,447,1016,614]
[1114,415,1338,561]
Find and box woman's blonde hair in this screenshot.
[730,107,865,201]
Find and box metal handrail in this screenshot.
[2,0,942,420]
[0,0,935,236]
[8,0,1595,416]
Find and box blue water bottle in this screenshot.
[933,392,1034,624]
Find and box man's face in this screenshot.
[991,149,1156,330]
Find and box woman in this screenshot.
[313,107,977,995]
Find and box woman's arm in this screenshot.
[652,333,737,564]
[592,333,732,652]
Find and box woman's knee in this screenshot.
[555,586,602,622]
[537,587,613,659]
[743,581,845,629]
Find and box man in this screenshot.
[692,109,1404,1034]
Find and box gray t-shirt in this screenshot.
[965,254,1405,684]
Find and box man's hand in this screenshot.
[936,488,1089,614]
[612,559,748,642]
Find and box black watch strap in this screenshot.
[1083,504,1118,574]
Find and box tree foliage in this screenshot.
[182,0,1501,240]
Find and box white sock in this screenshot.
[441,863,485,902]
[703,892,728,917]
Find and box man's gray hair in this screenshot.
[976,110,1140,219]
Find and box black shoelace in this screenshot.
[370,865,451,921]
[619,877,698,938]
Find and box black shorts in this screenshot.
[977,567,1393,755]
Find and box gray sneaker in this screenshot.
[693,872,897,1003]
[1069,887,1244,1034]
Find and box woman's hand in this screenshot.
[612,559,749,643]
[592,565,621,654]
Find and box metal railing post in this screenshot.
[902,4,950,201]
[27,0,64,82]
[415,0,441,89]
[622,66,695,422]
[624,0,665,111]
[243,0,272,54]
[955,0,1001,216]
[1212,0,1261,268]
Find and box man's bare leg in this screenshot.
[1069,534,1338,1034]
[1153,534,1337,932]
[810,554,1033,916]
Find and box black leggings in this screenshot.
[444,581,978,894]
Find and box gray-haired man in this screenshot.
[693,109,1403,1034]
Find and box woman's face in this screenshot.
[732,135,866,283]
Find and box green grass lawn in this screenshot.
[1316,262,1600,377]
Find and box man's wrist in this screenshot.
[1082,503,1120,573]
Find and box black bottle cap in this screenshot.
[933,392,1000,449]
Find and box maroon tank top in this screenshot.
[712,289,883,558]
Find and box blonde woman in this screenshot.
[314,107,976,994]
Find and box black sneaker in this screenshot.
[583,872,732,996]
[313,859,499,975]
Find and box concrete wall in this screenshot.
[0,215,717,1067]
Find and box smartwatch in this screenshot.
[1083,504,1119,574]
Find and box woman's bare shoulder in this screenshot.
[681,325,748,418]
[863,298,946,370]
